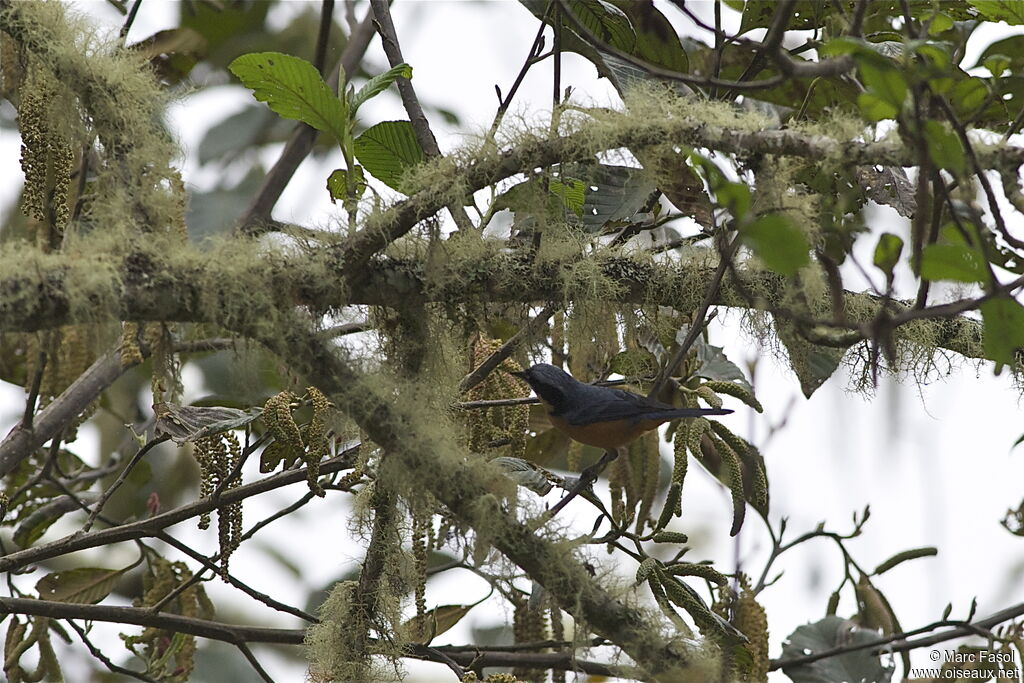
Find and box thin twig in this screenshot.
[487,10,551,141]
[544,448,620,520]
[459,306,557,393]
[0,596,634,677]
[66,618,158,683]
[0,338,236,478]
[0,446,361,573]
[648,234,737,399]
[236,642,276,683]
[771,600,1024,671]
[21,338,47,431]
[312,0,335,76]
[369,0,473,231]
[82,435,170,532]
[119,0,143,40]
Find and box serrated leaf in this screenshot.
[567,0,636,53]
[969,0,1024,24]
[353,120,426,192]
[578,164,658,232]
[740,214,811,276]
[228,52,347,144]
[781,616,892,683]
[775,320,846,398]
[550,177,586,216]
[349,62,412,113]
[154,402,260,445]
[37,564,135,604]
[608,0,688,72]
[691,335,753,393]
[920,243,986,283]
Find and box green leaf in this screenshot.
[607,0,688,71]
[984,54,1012,77]
[14,493,99,547]
[740,214,810,276]
[691,335,753,393]
[975,35,1024,73]
[919,244,986,283]
[860,62,908,109]
[969,0,1024,24]
[197,104,283,166]
[228,52,347,144]
[922,120,966,175]
[579,164,658,231]
[716,181,752,220]
[735,0,834,33]
[353,120,426,192]
[776,321,846,398]
[37,564,135,605]
[349,62,413,114]
[326,166,366,203]
[549,177,586,216]
[980,296,1024,365]
[873,232,904,278]
[858,93,899,121]
[949,77,991,118]
[566,0,636,52]
[781,616,891,683]
[927,11,954,35]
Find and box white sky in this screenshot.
[2,2,1024,682]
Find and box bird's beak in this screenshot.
[507,369,527,380]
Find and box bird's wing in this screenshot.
[561,386,684,425]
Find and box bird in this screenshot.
[512,363,733,450]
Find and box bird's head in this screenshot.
[509,363,577,409]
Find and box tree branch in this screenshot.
[368,0,473,231]
[458,305,557,393]
[0,338,237,478]
[770,600,1024,671]
[0,248,993,369]
[0,597,635,677]
[0,447,361,573]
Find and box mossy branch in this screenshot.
[0,243,988,361]
[242,315,699,679]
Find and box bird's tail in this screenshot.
[648,407,733,420]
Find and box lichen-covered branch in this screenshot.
[0,597,630,676]
[0,243,988,362]
[245,320,704,679]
